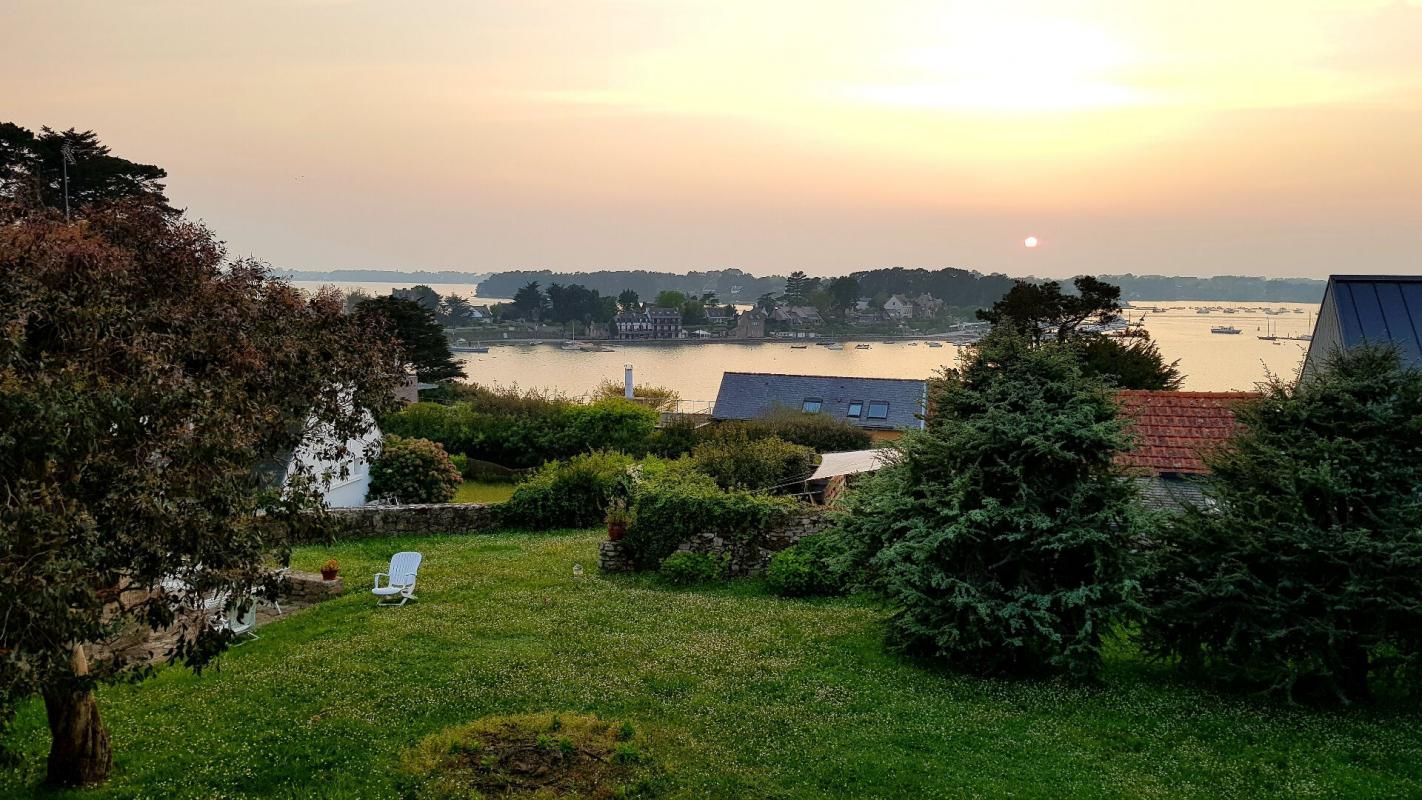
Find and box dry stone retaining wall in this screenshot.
[298,503,498,542]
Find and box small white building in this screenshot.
[284,414,382,508]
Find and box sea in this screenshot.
[289,282,1317,397]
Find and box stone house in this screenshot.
[883,294,914,320]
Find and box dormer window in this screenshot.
[802,397,822,413]
[846,401,862,418]
[866,401,889,420]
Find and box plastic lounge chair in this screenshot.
[372,552,422,606]
[206,592,260,644]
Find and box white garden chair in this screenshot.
[206,592,260,644]
[372,552,423,606]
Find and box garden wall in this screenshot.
[599,510,832,576]
[300,503,499,542]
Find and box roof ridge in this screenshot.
[721,371,927,383]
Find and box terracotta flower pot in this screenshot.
[320,568,339,581]
[607,522,626,541]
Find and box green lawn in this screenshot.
[453,481,516,504]
[5,530,1422,798]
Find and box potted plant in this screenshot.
[320,558,340,581]
[605,499,631,541]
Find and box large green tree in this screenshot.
[511,281,548,321]
[1141,346,1422,703]
[828,276,860,317]
[978,276,1121,344]
[0,124,170,215]
[978,276,1181,390]
[837,331,1141,679]
[355,296,464,382]
[0,200,402,786]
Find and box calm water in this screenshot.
[454,301,1321,398]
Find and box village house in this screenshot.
[911,293,944,317]
[704,304,735,326]
[883,294,914,320]
[613,306,684,339]
[1113,389,1257,511]
[711,372,927,442]
[732,308,767,338]
[772,305,824,327]
[1302,275,1422,380]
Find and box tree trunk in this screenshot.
[43,645,112,787]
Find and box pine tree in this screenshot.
[837,332,1141,678]
[1141,346,1422,703]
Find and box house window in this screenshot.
[866,401,889,420]
[846,401,863,418]
[802,397,822,413]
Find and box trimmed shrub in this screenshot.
[691,430,817,492]
[381,396,658,469]
[1140,346,1422,703]
[765,533,847,597]
[751,408,874,452]
[645,419,700,458]
[623,470,798,569]
[368,435,463,504]
[498,451,634,529]
[659,552,728,585]
[700,410,874,454]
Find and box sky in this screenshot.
[5,0,1420,278]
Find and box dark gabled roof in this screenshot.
[1114,390,1257,476]
[712,372,926,430]
[1310,275,1422,369]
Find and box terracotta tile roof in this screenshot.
[1114,390,1258,476]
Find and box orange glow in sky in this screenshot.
[4,0,1419,278]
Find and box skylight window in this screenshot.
[847,401,863,418]
[866,401,889,420]
[802,397,822,413]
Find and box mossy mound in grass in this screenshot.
[398,714,659,799]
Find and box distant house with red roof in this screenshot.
[1113,390,1258,511]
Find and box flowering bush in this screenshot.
[368,435,462,504]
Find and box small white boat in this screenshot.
[825,343,844,350]
[1210,325,1243,335]
[790,344,808,349]
[926,341,944,348]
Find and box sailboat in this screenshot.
[561,322,583,351]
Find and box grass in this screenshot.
[4,529,1422,798]
[453,481,516,504]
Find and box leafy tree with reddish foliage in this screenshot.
[0,200,403,786]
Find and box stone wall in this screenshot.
[298,503,499,542]
[598,510,832,576]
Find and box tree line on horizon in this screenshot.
[476,267,1326,306]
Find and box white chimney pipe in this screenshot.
[624,364,634,400]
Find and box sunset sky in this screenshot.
[6,1,1420,278]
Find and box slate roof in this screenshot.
[713,372,927,431]
[1305,275,1422,373]
[1114,390,1257,475]
[1132,476,1211,513]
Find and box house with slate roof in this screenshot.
[1113,390,1257,511]
[1302,275,1422,381]
[712,372,927,441]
